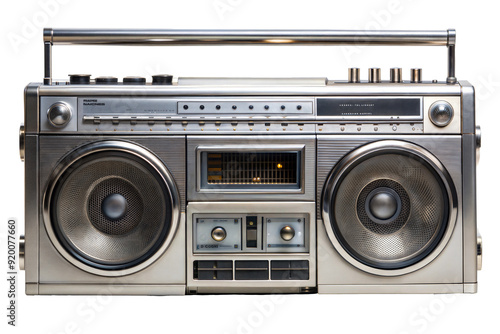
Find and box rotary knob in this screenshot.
[211,227,227,242]
[348,68,360,83]
[429,101,454,127]
[47,102,72,127]
[280,225,295,241]
[368,68,381,83]
[411,68,422,83]
[123,76,146,85]
[152,74,173,85]
[390,68,402,83]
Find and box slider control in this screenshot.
[246,216,258,248]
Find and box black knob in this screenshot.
[297,105,302,110]
[96,76,118,84]
[232,105,237,110]
[264,105,270,110]
[216,105,221,110]
[69,74,91,84]
[249,105,254,110]
[123,76,146,85]
[152,74,173,85]
[183,105,189,110]
[199,105,205,110]
[280,105,286,110]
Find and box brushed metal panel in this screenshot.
[186,202,316,292]
[39,284,185,295]
[24,135,39,287]
[460,81,476,134]
[319,284,464,294]
[134,137,186,212]
[24,83,40,134]
[316,138,367,217]
[38,82,462,97]
[462,134,478,283]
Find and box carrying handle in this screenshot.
[42,28,456,85]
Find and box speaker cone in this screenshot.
[322,140,457,274]
[43,141,180,275]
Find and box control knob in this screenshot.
[429,101,454,127]
[390,68,402,83]
[368,68,381,83]
[123,76,146,85]
[152,74,173,85]
[47,102,72,127]
[348,68,360,83]
[280,225,295,241]
[211,227,227,242]
[411,68,422,83]
[69,74,91,84]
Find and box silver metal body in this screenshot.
[20,28,480,295]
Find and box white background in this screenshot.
[1,0,499,333]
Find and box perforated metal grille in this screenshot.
[332,152,447,269]
[205,152,298,185]
[52,154,171,267]
[87,177,143,235]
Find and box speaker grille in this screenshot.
[87,177,144,235]
[52,152,172,269]
[330,151,448,269]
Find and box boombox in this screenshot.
[19,28,482,295]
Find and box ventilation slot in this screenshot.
[271,260,309,280]
[235,260,269,280]
[194,261,233,280]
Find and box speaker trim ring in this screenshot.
[42,140,180,277]
[321,140,458,277]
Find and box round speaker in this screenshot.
[43,140,180,276]
[322,140,457,276]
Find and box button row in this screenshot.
[348,68,422,83]
[69,74,173,85]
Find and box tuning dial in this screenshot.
[69,74,91,84]
[211,227,227,242]
[368,68,381,83]
[429,101,454,127]
[348,68,360,83]
[123,76,146,85]
[152,74,173,85]
[411,68,422,83]
[390,68,402,83]
[280,225,295,241]
[47,102,72,127]
[96,76,118,84]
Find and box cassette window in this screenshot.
[200,151,301,190]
